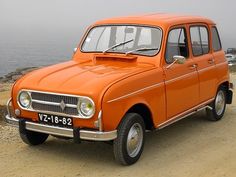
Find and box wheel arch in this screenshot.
[126,103,155,131]
[218,81,233,104]
[219,80,230,90]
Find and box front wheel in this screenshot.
[206,86,226,121]
[19,129,49,145]
[113,113,145,165]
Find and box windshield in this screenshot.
[81,25,162,56]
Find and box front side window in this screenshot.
[190,26,209,56]
[81,25,162,56]
[165,27,188,63]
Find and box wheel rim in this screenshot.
[215,90,225,116]
[126,123,143,158]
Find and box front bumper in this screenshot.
[5,99,117,141]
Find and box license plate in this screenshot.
[38,113,73,128]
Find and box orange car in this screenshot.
[6,13,234,165]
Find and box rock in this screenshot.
[4,72,18,79]
[0,67,38,83]
[21,67,38,75]
[11,75,22,81]
[16,67,38,73]
[0,78,9,83]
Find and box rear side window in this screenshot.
[165,28,188,63]
[212,27,222,51]
[190,26,209,56]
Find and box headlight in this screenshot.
[78,98,95,118]
[18,91,31,108]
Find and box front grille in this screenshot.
[31,92,78,105]
[31,91,79,116]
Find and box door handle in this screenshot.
[208,58,215,64]
[189,64,197,70]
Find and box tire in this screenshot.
[19,129,49,146]
[113,113,145,165]
[206,86,226,121]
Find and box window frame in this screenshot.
[211,26,222,52]
[80,24,163,57]
[165,26,189,64]
[189,25,210,57]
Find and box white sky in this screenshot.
[0,0,235,49]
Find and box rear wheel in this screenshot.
[206,87,226,121]
[19,129,49,145]
[113,113,145,165]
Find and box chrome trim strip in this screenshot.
[165,71,196,84]
[29,109,79,118]
[6,98,12,118]
[32,99,77,108]
[158,98,214,129]
[80,130,117,141]
[197,65,215,73]
[19,89,91,99]
[107,82,164,103]
[5,115,117,141]
[17,89,95,119]
[5,114,19,127]
[216,61,227,67]
[26,121,73,138]
[106,61,229,104]
[98,110,103,131]
[80,24,163,57]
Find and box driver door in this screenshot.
[164,26,199,120]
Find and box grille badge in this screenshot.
[60,100,66,111]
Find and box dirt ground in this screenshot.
[0,74,235,177]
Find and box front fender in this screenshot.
[101,68,166,131]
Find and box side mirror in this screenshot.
[173,55,186,64]
[166,55,186,69]
[73,47,78,54]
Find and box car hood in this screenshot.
[15,59,155,98]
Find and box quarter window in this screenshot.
[190,26,209,56]
[165,28,188,63]
[212,27,222,51]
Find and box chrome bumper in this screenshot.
[5,99,117,141]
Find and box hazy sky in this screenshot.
[0,0,235,49]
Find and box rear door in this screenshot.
[189,24,217,102]
[210,26,229,86]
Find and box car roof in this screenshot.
[94,13,215,28]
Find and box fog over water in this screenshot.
[0,0,235,76]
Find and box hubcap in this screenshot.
[126,123,143,158]
[215,90,225,116]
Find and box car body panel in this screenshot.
[12,58,157,129]
[10,13,230,132]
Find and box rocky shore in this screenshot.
[0,67,38,83]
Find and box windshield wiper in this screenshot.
[125,47,158,55]
[103,39,134,54]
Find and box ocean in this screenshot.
[0,32,81,77]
